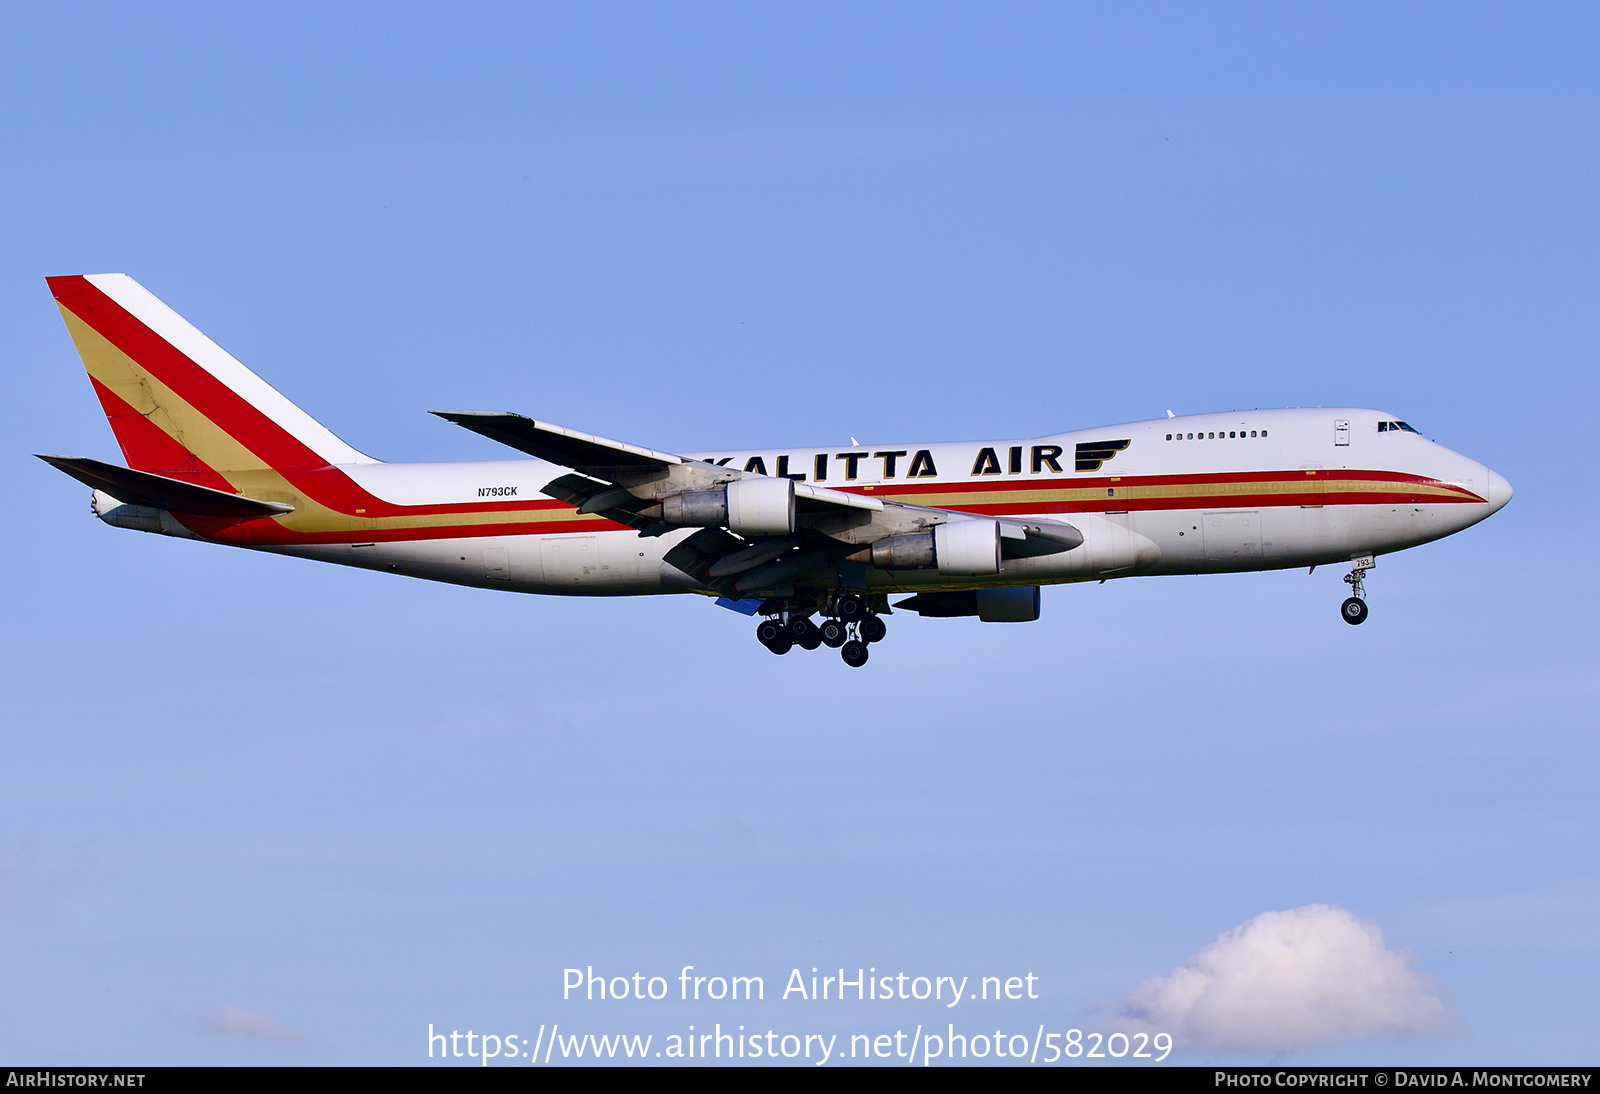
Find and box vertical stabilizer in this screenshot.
[47,274,378,486]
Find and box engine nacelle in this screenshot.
[977,586,1040,622]
[933,519,1001,575]
[895,586,1042,621]
[857,519,1002,574]
[727,477,795,535]
[659,477,796,535]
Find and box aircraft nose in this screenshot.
[1486,467,1513,514]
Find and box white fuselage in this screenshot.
[251,408,1508,598]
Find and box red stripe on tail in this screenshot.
[85,376,235,489]
[49,275,332,474]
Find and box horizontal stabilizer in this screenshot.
[432,411,680,475]
[36,455,294,520]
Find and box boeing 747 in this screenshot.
[39,274,1511,667]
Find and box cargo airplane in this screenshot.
[39,274,1512,667]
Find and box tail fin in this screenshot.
[47,274,377,487]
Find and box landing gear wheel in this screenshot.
[1341,597,1369,625]
[836,594,866,622]
[765,633,793,654]
[860,615,887,644]
[756,619,784,646]
[794,619,823,650]
[819,619,848,648]
[840,639,869,668]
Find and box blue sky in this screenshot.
[1,2,1595,1066]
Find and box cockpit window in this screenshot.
[1378,421,1420,434]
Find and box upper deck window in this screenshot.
[1165,428,1267,439]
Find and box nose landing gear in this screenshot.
[1340,555,1374,625]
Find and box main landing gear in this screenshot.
[1340,556,1373,625]
[756,593,887,667]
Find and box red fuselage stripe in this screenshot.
[52,277,1483,544]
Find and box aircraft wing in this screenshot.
[432,413,1078,592]
[430,411,680,476]
[434,411,883,520]
[37,455,294,520]
[794,481,883,514]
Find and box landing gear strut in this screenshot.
[752,595,886,666]
[1341,556,1373,625]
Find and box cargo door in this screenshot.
[540,536,598,585]
[482,545,512,581]
[1203,510,1262,564]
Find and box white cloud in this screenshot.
[1111,904,1455,1053]
[199,1006,300,1047]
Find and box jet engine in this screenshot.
[660,477,796,535]
[859,519,1002,575]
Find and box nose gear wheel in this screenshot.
[1340,557,1373,625]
